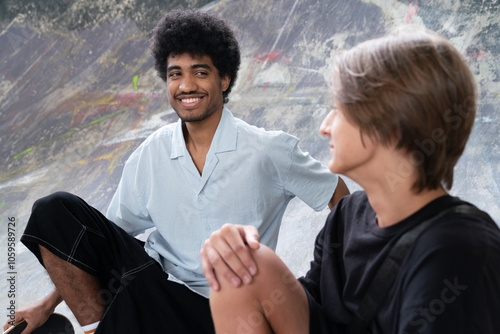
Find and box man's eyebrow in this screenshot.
[191,63,212,71]
[166,65,181,73]
[166,64,213,74]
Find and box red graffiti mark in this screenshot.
[101,111,117,139]
[256,51,283,63]
[465,48,486,60]
[262,82,269,92]
[255,50,292,65]
[406,0,419,24]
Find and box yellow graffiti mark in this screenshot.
[70,93,119,127]
[283,83,295,98]
[92,141,132,174]
[270,82,296,103]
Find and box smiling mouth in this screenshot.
[180,97,202,103]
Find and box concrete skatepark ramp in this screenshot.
[1,0,499,331]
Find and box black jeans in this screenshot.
[21,192,215,333]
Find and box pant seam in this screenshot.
[123,259,157,279]
[69,226,86,259]
[22,233,97,273]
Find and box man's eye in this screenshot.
[195,71,208,76]
[168,72,180,78]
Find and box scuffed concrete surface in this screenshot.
[1,0,499,331]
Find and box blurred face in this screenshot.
[319,104,376,177]
[166,53,230,123]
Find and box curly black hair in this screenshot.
[150,9,241,104]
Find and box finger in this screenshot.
[206,235,244,288]
[217,225,257,283]
[200,247,220,291]
[3,314,22,331]
[3,322,10,331]
[233,226,260,276]
[241,225,260,250]
[204,225,253,287]
[3,320,11,331]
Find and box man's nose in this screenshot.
[179,75,197,92]
[319,110,334,137]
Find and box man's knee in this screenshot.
[253,246,302,292]
[30,191,81,226]
[252,245,286,276]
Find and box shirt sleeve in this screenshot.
[106,144,154,236]
[283,140,338,211]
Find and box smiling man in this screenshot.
[167,54,229,122]
[165,53,231,174]
[6,9,349,334]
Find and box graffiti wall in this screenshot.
[1,0,498,331]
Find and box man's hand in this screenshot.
[3,301,52,334]
[201,224,261,291]
[3,289,61,334]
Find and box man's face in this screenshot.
[166,52,230,123]
[319,103,377,178]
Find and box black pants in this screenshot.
[21,192,215,333]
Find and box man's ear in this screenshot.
[221,75,231,92]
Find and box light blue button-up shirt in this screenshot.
[106,108,337,297]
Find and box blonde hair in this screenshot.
[333,28,476,192]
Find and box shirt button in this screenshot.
[205,225,211,232]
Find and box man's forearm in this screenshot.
[42,289,63,313]
[329,176,350,209]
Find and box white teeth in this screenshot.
[181,97,200,103]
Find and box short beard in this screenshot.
[173,105,219,123]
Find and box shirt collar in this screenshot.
[170,107,237,159]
